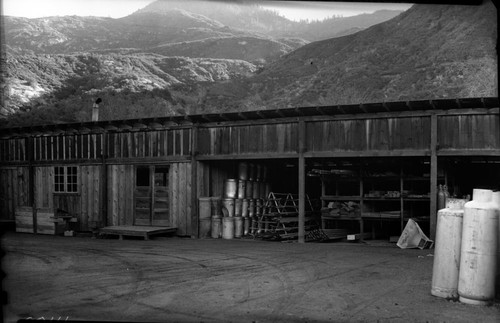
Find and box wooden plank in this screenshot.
[178,163,187,235]
[430,114,438,241]
[298,120,305,244]
[81,165,89,230]
[185,162,192,237]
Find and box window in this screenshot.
[54,166,79,193]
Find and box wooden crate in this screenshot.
[15,206,35,233]
[15,207,66,235]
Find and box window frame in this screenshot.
[54,166,79,194]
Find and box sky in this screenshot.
[1,0,414,21]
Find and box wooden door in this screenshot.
[134,166,170,226]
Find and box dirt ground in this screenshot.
[2,232,499,323]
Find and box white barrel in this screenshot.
[222,217,235,239]
[492,192,500,299]
[241,199,249,217]
[243,217,250,235]
[458,189,498,305]
[431,198,466,299]
[234,216,243,238]
[223,179,238,198]
[237,180,246,199]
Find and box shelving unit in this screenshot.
[317,158,434,240]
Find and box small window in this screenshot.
[54,166,79,193]
[136,167,150,187]
[154,167,169,187]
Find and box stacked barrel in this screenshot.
[431,189,500,305]
[220,162,271,239]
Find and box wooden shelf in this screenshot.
[321,195,361,201]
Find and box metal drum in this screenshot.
[248,163,255,181]
[243,217,251,235]
[222,217,235,239]
[252,181,260,199]
[248,199,255,217]
[199,218,211,238]
[255,199,262,216]
[259,182,267,199]
[222,198,235,217]
[237,180,246,199]
[245,181,253,199]
[210,197,221,216]
[255,164,262,182]
[224,179,238,198]
[234,199,243,217]
[234,216,243,238]
[241,199,249,217]
[211,216,222,239]
[238,162,248,180]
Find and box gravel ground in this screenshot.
[2,232,499,323]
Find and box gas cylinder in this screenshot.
[431,198,466,299]
[458,189,498,305]
[492,192,500,299]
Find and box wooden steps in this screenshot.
[100,225,177,240]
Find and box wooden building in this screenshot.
[1,97,499,242]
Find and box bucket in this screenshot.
[198,197,212,219]
[234,216,243,238]
[234,199,243,217]
[238,162,248,180]
[237,180,246,199]
[222,198,235,217]
[241,199,249,217]
[210,197,221,216]
[245,181,253,199]
[211,216,222,239]
[199,218,211,238]
[222,217,235,239]
[224,179,238,198]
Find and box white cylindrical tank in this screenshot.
[492,192,500,299]
[431,198,466,299]
[458,189,498,305]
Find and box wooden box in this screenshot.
[15,207,66,235]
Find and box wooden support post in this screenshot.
[430,114,438,241]
[298,120,306,243]
[191,125,199,238]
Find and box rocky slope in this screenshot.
[201,1,498,111]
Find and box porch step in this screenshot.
[99,225,177,240]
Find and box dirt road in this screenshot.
[2,233,499,322]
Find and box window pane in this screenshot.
[136,167,150,187]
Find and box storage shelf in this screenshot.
[321,195,361,201]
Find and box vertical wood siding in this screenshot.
[438,114,500,150]
[169,162,192,236]
[106,129,191,159]
[0,167,30,220]
[32,134,103,161]
[34,167,54,209]
[306,117,431,152]
[0,138,27,162]
[107,164,135,227]
[197,123,298,156]
[79,165,103,230]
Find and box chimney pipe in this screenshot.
[92,98,102,122]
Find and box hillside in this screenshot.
[201,1,498,111]
[2,53,257,124]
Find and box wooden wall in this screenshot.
[197,123,298,156]
[306,117,431,152]
[438,114,500,150]
[169,162,192,236]
[0,138,27,162]
[33,165,104,231]
[107,164,135,227]
[33,134,103,161]
[106,129,191,159]
[0,167,30,220]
